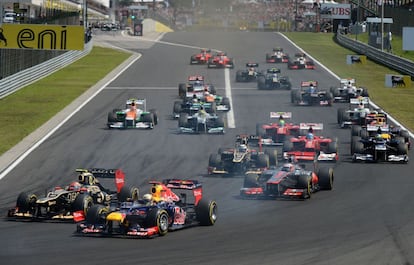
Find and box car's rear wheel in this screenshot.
[318,167,334,190]
[72,194,93,215]
[118,186,139,202]
[196,199,217,226]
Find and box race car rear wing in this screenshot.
[300,81,318,87]
[76,168,125,193]
[126,98,147,111]
[366,124,390,132]
[246,62,259,67]
[299,123,323,131]
[161,179,202,190]
[350,97,369,105]
[270,112,292,119]
[340,78,355,86]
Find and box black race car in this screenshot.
[291,81,333,106]
[257,68,291,90]
[235,63,263,82]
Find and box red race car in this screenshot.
[207,52,234,69]
[282,123,338,162]
[240,159,333,200]
[190,49,213,65]
[256,112,300,146]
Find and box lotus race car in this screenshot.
[240,160,333,199]
[107,98,158,129]
[76,179,217,238]
[8,168,139,222]
[291,81,333,106]
[235,63,263,82]
[265,47,289,63]
[207,52,234,68]
[257,68,291,90]
[208,135,278,176]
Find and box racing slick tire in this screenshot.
[359,129,369,140]
[16,192,37,213]
[118,186,139,202]
[149,109,159,125]
[265,149,278,166]
[361,88,369,97]
[400,130,410,146]
[209,85,217,95]
[196,199,218,226]
[353,141,365,155]
[256,154,270,168]
[318,167,334,190]
[351,125,362,137]
[222,97,231,110]
[85,204,109,225]
[178,113,189,127]
[215,116,225,128]
[337,108,347,124]
[178,83,187,98]
[71,194,93,215]
[327,141,338,154]
[107,111,118,123]
[243,173,260,188]
[351,136,361,155]
[190,55,197,65]
[207,102,217,114]
[297,174,312,199]
[209,154,222,168]
[173,101,182,116]
[326,92,334,106]
[142,112,155,124]
[145,209,170,236]
[396,139,408,155]
[257,76,266,90]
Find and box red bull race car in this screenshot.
[240,160,333,200]
[76,179,217,238]
[282,123,339,163]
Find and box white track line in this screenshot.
[225,68,236,128]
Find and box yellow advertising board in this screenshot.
[0,24,84,51]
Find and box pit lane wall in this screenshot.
[335,32,414,78]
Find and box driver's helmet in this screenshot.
[142,193,152,203]
[151,184,165,202]
[375,134,383,141]
[68,181,82,191]
[192,94,198,103]
[239,144,248,152]
[306,132,314,140]
[358,102,364,109]
[194,80,202,86]
[279,118,285,127]
[78,172,96,185]
[249,67,255,72]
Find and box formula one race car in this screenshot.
[76,179,217,238]
[351,126,409,163]
[178,75,216,99]
[287,52,315,70]
[337,97,371,128]
[235,63,263,82]
[208,135,278,176]
[256,112,300,146]
[107,98,158,129]
[330,78,369,102]
[240,160,333,199]
[207,52,234,69]
[257,68,291,90]
[282,123,338,162]
[265,47,289,63]
[173,93,231,118]
[8,168,139,222]
[291,81,333,106]
[190,49,213,64]
[178,107,225,134]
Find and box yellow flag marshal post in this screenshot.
[0,24,84,51]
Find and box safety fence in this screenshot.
[0,41,93,99]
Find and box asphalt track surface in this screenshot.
[1,31,413,265]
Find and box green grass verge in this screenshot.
[0,46,131,156]
[283,32,414,132]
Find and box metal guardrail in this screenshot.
[336,33,414,78]
[0,41,93,99]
